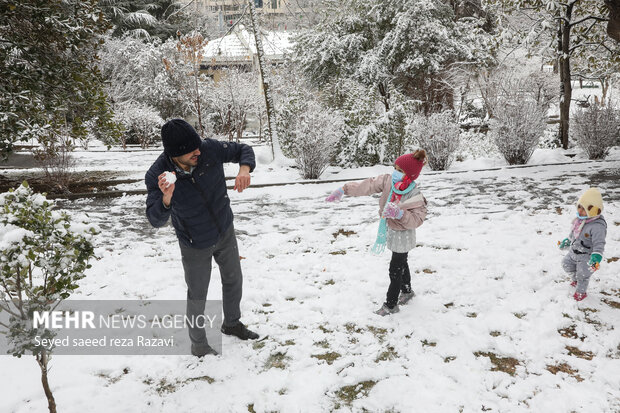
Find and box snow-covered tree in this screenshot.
[309,79,383,167]
[294,0,496,113]
[474,67,558,119]
[0,182,98,413]
[99,0,193,40]
[572,103,620,159]
[99,35,161,105]
[208,69,262,142]
[247,0,283,161]
[349,103,412,166]
[32,132,76,193]
[491,101,546,165]
[0,0,119,158]
[408,111,461,170]
[99,0,157,38]
[492,0,619,149]
[572,35,620,107]
[173,31,210,136]
[153,37,194,120]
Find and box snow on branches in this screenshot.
[408,111,461,171]
[491,101,546,165]
[572,103,620,159]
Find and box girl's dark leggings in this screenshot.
[386,251,411,308]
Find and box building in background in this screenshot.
[201,24,293,81]
[183,0,320,31]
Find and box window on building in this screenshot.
[255,0,263,7]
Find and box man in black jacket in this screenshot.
[145,119,258,357]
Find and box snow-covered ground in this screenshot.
[1,147,619,412]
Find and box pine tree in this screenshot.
[294,0,496,113]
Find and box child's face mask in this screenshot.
[577,205,588,219]
[392,170,404,184]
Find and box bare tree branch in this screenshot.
[569,15,609,28]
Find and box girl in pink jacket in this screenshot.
[326,150,428,316]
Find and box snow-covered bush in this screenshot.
[272,68,321,158]
[491,101,546,165]
[113,102,163,149]
[572,104,620,159]
[538,128,561,150]
[408,111,460,170]
[457,130,499,160]
[275,97,305,158]
[291,101,344,179]
[0,182,98,412]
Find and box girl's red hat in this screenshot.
[395,150,426,180]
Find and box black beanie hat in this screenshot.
[161,119,202,157]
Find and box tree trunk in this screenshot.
[558,5,574,150]
[377,82,390,111]
[248,0,281,160]
[37,350,57,413]
[194,61,204,137]
[600,77,609,105]
[606,0,620,42]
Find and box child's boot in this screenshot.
[573,292,587,301]
[398,285,416,306]
[374,303,400,316]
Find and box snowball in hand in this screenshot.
[163,171,176,187]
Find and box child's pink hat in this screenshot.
[395,150,426,180]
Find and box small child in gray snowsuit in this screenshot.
[559,187,607,301]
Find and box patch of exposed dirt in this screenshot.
[0,171,139,196]
[311,352,341,365]
[265,352,290,369]
[602,298,620,309]
[566,346,595,360]
[546,363,583,382]
[334,380,377,407]
[332,229,357,239]
[558,325,586,341]
[376,346,398,362]
[474,352,521,376]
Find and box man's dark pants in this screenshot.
[179,224,242,346]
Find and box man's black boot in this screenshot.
[191,342,218,357]
[221,322,259,340]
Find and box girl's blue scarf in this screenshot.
[370,181,416,255]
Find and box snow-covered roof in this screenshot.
[202,27,294,65]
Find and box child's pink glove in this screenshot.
[325,187,344,202]
[383,202,404,219]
